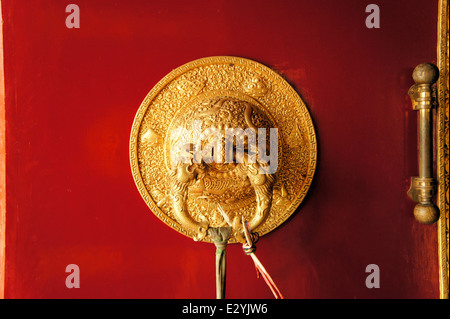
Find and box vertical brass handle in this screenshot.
[407,63,440,224]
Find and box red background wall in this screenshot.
[2,0,440,298]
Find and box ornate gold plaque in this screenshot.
[130,56,317,243]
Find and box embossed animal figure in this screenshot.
[168,97,277,242]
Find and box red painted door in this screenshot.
[1,0,441,298]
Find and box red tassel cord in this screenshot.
[241,218,284,299]
[217,205,284,299]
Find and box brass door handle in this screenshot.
[407,63,440,224]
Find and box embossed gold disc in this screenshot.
[130,56,317,243]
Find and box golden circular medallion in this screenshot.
[130,56,317,243]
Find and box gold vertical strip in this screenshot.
[0,0,6,299]
[437,0,449,300]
